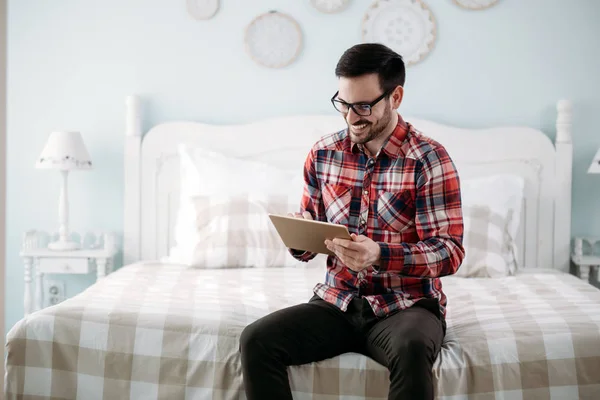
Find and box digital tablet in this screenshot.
[268,214,352,256]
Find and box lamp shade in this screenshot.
[36,131,92,170]
[589,147,600,174]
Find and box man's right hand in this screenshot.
[287,211,313,255]
[287,211,313,220]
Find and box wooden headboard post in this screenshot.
[124,95,142,265]
[553,99,573,271]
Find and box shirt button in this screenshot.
[363,190,369,196]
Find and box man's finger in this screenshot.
[331,243,360,262]
[336,252,356,269]
[332,238,363,252]
[326,239,349,254]
[326,239,345,254]
[302,211,313,220]
[332,238,352,247]
[331,244,368,271]
[333,249,364,272]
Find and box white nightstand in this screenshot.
[20,230,118,315]
[571,236,600,283]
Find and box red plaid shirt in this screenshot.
[292,115,465,318]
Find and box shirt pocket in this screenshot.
[321,182,352,226]
[376,189,415,233]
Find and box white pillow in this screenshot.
[169,192,325,268]
[170,147,523,275]
[167,144,323,268]
[455,174,525,277]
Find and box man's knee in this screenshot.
[240,320,265,355]
[239,315,282,360]
[389,331,433,368]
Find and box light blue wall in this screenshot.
[5,0,600,335]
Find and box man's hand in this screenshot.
[287,211,314,255]
[325,234,381,272]
[287,211,313,220]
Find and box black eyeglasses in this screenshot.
[330,88,394,116]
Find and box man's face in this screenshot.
[336,73,394,145]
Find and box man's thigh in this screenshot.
[362,301,445,368]
[240,296,360,366]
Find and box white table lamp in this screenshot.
[589,147,600,174]
[36,131,92,250]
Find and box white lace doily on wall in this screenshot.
[245,11,303,69]
[310,0,351,13]
[186,0,219,20]
[361,0,436,66]
[453,0,499,10]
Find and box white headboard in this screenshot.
[123,95,573,272]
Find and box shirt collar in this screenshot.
[349,113,409,159]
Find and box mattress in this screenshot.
[5,261,600,399]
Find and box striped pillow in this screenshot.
[456,204,519,277]
[168,192,325,269]
[455,175,525,277]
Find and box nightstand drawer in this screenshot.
[38,258,89,274]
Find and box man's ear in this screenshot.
[391,86,404,109]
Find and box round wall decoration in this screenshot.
[310,0,351,13]
[244,11,303,68]
[186,0,219,20]
[453,0,499,10]
[361,0,436,66]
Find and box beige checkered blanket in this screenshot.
[5,262,600,399]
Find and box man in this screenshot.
[239,43,465,400]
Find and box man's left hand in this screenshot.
[325,234,381,273]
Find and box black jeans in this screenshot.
[239,295,446,400]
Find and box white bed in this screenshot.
[124,97,573,271]
[5,96,600,400]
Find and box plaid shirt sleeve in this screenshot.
[375,145,465,277]
[288,147,324,262]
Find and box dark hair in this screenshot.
[335,43,405,92]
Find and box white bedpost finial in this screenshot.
[124,95,142,264]
[556,99,572,143]
[553,98,573,272]
[126,95,142,137]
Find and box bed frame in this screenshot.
[122,95,574,273]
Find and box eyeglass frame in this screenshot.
[330,87,396,116]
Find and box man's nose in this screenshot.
[346,108,361,125]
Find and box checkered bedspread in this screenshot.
[5,262,600,399]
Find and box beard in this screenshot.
[347,106,393,145]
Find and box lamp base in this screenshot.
[48,240,81,251]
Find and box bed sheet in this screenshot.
[5,262,600,399]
